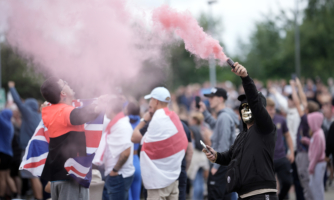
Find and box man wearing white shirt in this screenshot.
[103,102,135,200]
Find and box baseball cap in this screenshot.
[238,92,267,107]
[144,87,171,103]
[204,87,228,100]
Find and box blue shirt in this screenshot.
[129,115,140,151]
[0,109,14,156]
[10,87,41,149]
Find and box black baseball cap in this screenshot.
[237,92,267,107]
[204,87,228,100]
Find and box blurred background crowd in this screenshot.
[1,0,334,199]
[1,74,334,199]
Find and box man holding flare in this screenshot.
[203,61,278,200]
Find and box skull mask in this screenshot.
[241,103,254,124]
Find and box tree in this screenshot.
[1,44,45,100]
[166,12,237,90]
[239,0,334,83]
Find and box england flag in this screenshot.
[140,108,188,189]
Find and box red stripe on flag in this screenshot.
[35,128,50,143]
[65,166,87,177]
[105,112,125,135]
[85,130,102,148]
[35,128,44,136]
[141,108,188,160]
[24,158,46,168]
[44,130,50,143]
[99,112,125,162]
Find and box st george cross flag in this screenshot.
[93,112,124,166]
[140,108,188,189]
[19,99,104,188]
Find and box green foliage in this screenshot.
[1,44,45,100]
[166,12,231,90]
[167,0,334,88]
[299,0,334,79]
[240,0,334,82]
[3,0,334,96]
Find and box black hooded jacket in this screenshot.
[215,75,277,196]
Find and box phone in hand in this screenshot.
[200,140,212,155]
[291,73,297,81]
[195,96,201,109]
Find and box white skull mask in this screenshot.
[241,103,254,124]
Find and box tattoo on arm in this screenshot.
[113,147,131,171]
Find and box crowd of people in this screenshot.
[0,65,334,200]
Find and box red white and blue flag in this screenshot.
[19,99,104,188]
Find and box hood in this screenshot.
[222,107,239,126]
[238,92,266,131]
[128,115,140,122]
[1,109,13,121]
[307,112,324,133]
[25,98,39,112]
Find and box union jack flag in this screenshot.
[19,99,104,188]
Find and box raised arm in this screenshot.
[8,82,28,113]
[273,91,289,113]
[199,102,216,129]
[70,104,101,125]
[290,80,304,117]
[296,78,308,109]
[232,62,274,133]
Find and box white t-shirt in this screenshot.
[103,116,135,178]
[274,92,302,150]
[286,108,301,150]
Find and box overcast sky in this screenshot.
[128,0,307,56]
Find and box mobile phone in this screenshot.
[195,96,201,109]
[291,73,297,81]
[200,140,212,155]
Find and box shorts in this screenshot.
[187,149,210,180]
[0,152,12,170]
[10,160,21,177]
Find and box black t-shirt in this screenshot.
[180,120,192,166]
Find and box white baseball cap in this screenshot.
[144,87,171,103]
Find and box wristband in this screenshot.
[112,168,118,173]
[140,118,148,123]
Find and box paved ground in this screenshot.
[289,182,334,200]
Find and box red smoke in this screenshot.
[152,5,228,63]
[1,0,163,97]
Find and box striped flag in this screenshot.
[140,108,188,189]
[19,99,104,188]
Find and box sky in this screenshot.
[128,0,307,57]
